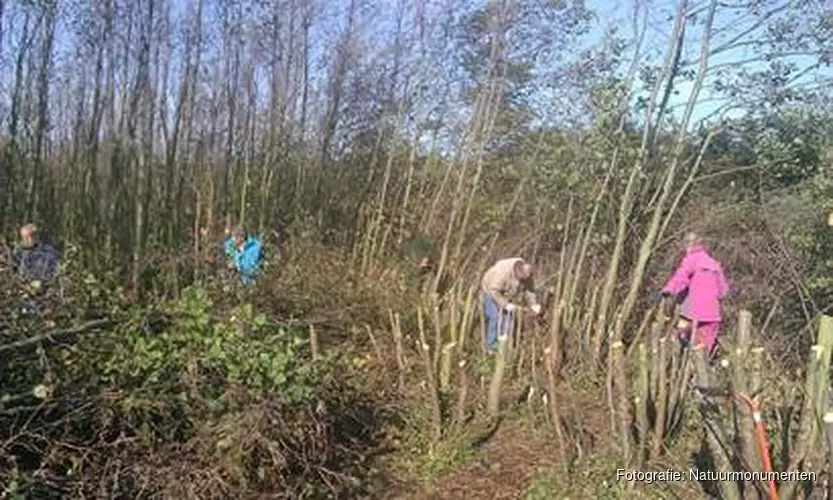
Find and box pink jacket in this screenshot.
[662,245,729,323]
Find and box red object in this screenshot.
[736,392,778,500]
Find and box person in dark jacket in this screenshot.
[11,224,60,285]
[10,223,61,315]
[401,233,453,297]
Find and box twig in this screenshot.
[0,319,113,354]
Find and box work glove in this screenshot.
[27,280,42,294]
[530,304,542,315]
[505,303,517,313]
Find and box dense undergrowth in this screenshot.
[1,223,831,499]
[2,0,833,497]
[0,246,409,499]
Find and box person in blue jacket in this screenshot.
[222,226,263,285]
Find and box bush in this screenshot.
[0,284,395,498]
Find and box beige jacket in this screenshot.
[480,258,538,309]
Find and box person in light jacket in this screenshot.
[481,257,541,352]
[651,232,730,359]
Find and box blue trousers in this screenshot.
[483,294,514,351]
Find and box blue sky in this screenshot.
[585,0,833,128]
[0,0,830,147]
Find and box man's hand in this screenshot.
[505,303,517,313]
[530,304,542,315]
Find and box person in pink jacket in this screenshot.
[651,232,730,359]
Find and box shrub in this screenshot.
[1,284,395,498]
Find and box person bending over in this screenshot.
[480,257,541,353]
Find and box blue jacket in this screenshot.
[223,236,262,284]
[11,242,60,284]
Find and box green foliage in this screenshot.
[2,0,833,495]
[693,109,833,326]
[588,77,630,134]
[416,435,477,481]
[395,402,478,481]
[0,274,396,498]
[94,286,314,405]
[709,110,833,192]
[525,472,561,499]
[1,468,26,500]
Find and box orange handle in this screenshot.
[739,392,778,500]
[754,414,779,500]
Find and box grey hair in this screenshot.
[232,226,246,238]
[684,232,703,247]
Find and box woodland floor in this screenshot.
[372,378,706,500]
[407,421,560,500]
[374,381,609,499]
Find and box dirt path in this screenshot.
[401,421,561,500]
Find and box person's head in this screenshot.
[683,231,704,251]
[513,259,534,282]
[402,234,435,271]
[232,227,247,249]
[19,223,37,248]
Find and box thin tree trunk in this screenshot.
[592,0,689,366]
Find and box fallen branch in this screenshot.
[0,319,113,354]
